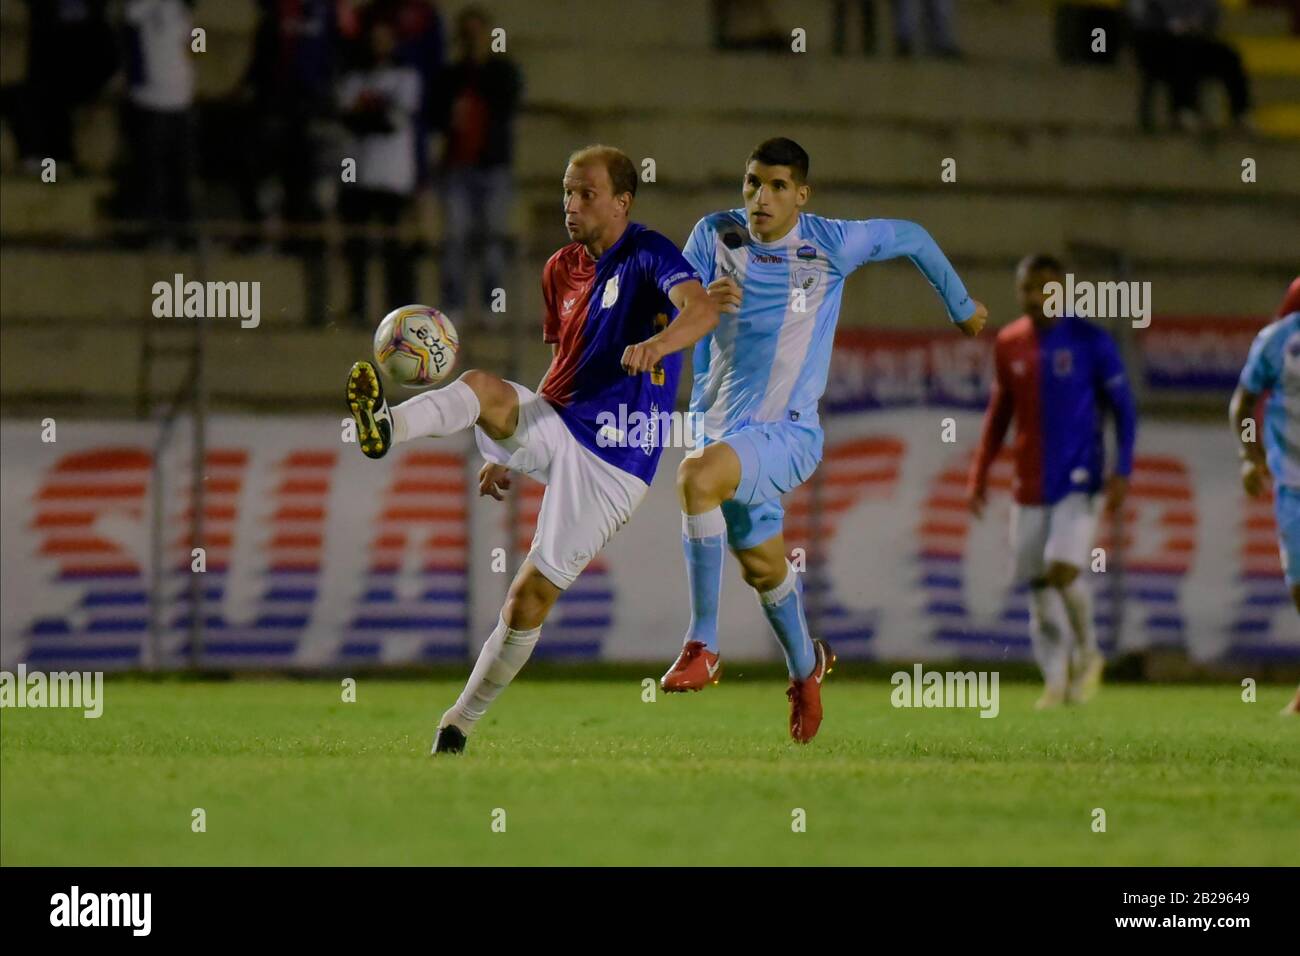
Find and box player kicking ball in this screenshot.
[967,254,1137,709]
[1229,277,1300,716]
[660,137,987,742]
[346,145,718,754]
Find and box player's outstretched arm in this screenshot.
[621,280,719,374]
[853,219,985,335]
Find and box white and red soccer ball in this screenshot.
[373,305,460,387]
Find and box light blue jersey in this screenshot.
[681,209,976,552]
[1240,312,1300,489]
[683,210,977,441]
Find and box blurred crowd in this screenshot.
[2,0,1291,328]
[717,0,1284,133]
[3,0,522,328]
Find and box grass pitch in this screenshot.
[2,677,1296,866]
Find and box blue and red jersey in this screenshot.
[970,314,1137,505]
[539,222,699,483]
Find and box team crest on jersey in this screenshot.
[792,266,820,295]
[1053,348,1073,376]
[601,274,620,308]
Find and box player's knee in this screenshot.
[458,369,515,431]
[503,571,558,629]
[676,454,720,509]
[456,368,498,402]
[1045,562,1079,589]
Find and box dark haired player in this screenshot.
[1230,276,1300,716]
[967,254,1137,709]
[663,136,986,742]
[345,145,719,753]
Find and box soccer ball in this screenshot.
[373,305,459,387]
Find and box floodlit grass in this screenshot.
[2,678,1297,865]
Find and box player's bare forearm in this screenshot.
[621,280,718,374]
[1230,386,1266,462]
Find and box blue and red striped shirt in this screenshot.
[970,314,1137,505]
[539,222,699,483]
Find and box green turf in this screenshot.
[2,677,1297,865]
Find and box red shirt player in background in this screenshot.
[967,254,1137,710]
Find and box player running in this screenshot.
[661,137,987,742]
[1229,276,1300,716]
[345,145,719,754]
[967,254,1137,709]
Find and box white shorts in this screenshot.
[1009,492,1099,583]
[475,382,649,590]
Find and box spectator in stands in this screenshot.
[1129,0,1252,132]
[235,0,339,319]
[713,0,788,51]
[337,19,422,327]
[891,0,962,59]
[431,5,522,322]
[832,1,880,56]
[8,0,117,173]
[118,0,196,247]
[348,0,445,184]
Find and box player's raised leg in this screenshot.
[434,560,559,754]
[661,442,740,691]
[733,532,833,742]
[344,361,522,460]
[733,533,817,681]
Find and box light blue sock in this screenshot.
[682,508,726,653]
[760,563,816,679]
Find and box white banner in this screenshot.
[1,411,1295,670]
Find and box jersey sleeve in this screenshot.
[681,217,716,285]
[1094,328,1136,477]
[639,229,701,299]
[832,218,976,324]
[1240,323,1282,394]
[541,256,560,344]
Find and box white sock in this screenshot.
[1028,585,1070,690]
[442,615,540,734]
[1058,577,1098,661]
[391,379,480,445]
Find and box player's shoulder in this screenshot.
[1252,311,1300,351]
[996,315,1034,346]
[626,221,677,253]
[689,209,747,241]
[795,211,846,240]
[545,241,584,272]
[1063,314,1120,349]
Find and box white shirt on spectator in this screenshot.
[339,66,422,196]
[124,0,194,111]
